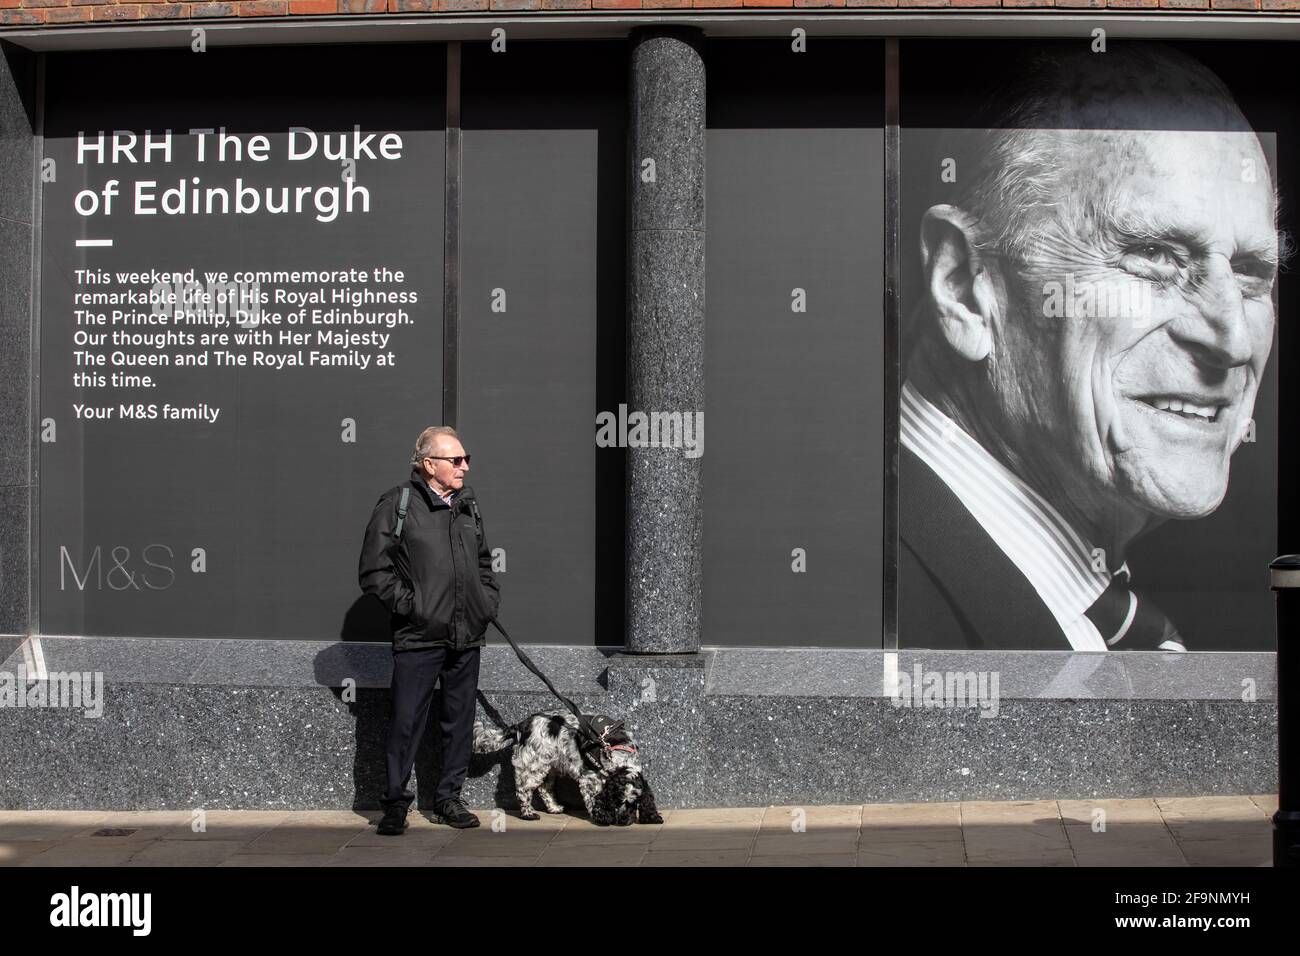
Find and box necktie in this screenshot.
[1084,570,1186,652]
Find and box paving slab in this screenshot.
[859,825,964,844]
[240,822,370,855]
[751,831,862,856]
[641,848,750,866]
[1057,799,1163,826]
[858,842,967,866]
[218,853,334,867]
[21,845,143,866]
[961,801,1062,826]
[124,840,249,867]
[427,854,543,867]
[0,811,113,842]
[649,829,758,851]
[550,825,663,846]
[862,803,962,827]
[440,830,558,856]
[1156,796,1267,823]
[964,824,1073,865]
[1066,825,1187,867]
[157,811,290,842]
[536,844,648,866]
[0,841,59,866]
[324,846,444,867]
[759,805,864,831]
[1249,794,1279,815]
[661,807,766,827]
[0,796,1276,867]
[749,853,858,867]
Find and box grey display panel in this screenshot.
[39,45,446,640]
[457,41,627,645]
[702,40,886,648]
[29,37,1286,653]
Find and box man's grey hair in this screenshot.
[953,42,1279,265]
[410,425,460,466]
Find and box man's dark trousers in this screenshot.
[383,645,481,809]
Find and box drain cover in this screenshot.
[91,828,139,837]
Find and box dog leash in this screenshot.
[488,616,617,767]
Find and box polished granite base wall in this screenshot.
[0,43,37,641]
[0,637,1277,810]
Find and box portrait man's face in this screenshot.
[987,128,1278,522]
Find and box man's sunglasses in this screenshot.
[426,455,471,467]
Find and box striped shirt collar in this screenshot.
[900,379,1125,643]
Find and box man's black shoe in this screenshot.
[435,798,480,829]
[376,803,409,836]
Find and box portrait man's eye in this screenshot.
[1119,243,1185,280]
[1231,257,1277,297]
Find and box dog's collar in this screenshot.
[607,743,637,755]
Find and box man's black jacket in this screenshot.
[358,467,501,652]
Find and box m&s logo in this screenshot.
[59,545,176,591]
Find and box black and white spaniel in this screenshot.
[473,711,664,826]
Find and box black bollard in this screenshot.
[1270,555,1300,867]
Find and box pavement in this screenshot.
[0,794,1277,867]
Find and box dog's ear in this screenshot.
[591,774,624,827]
[635,774,664,825]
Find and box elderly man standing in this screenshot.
[359,426,501,833]
[901,44,1282,651]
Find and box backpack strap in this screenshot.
[394,486,411,542]
[467,497,484,546]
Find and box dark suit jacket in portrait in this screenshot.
[900,442,1066,650]
[897,381,1184,652]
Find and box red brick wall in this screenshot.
[2,0,1298,27]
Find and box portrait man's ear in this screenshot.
[920,203,1000,363]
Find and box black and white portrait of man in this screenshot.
[899,42,1287,652]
